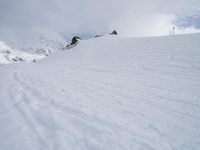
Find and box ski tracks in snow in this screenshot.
[6,71,55,150]
[1,60,200,150]
[4,68,167,150]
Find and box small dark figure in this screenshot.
[71,36,81,45]
[110,30,118,35]
[173,27,176,36]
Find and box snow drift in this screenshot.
[0,34,200,150]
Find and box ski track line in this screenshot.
[48,63,200,108]
[8,65,200,149]
[52,68,200,121]
[19,68,200,136]
[8,71,52,150]
[74,78,200,121]
[11,70,167,148]
[24,64,200,128]
[25,64,200,122]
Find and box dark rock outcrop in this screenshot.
[65,36,81,50]
[110,30,118,35]
[71,36,81,45]
[94,35,103,38]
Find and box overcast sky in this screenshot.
[0,0,200,46]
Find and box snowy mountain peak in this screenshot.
[0,40,44,64]
[0,41,12,52]
[21,35,64,56]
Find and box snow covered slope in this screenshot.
[0,34,200,150]
[0,41,44,64]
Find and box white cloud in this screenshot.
[175,26,200,35]
[0,0,200,45]
[112,13,176,37]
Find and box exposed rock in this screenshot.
[71,36,81,45]
[110,30,118,35]
[65,36,81,50]
[12,57,24,62]
[94,35,103,38]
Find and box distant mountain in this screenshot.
[21,35,64,56]
[0,40,44,64]
[0,34,66,64]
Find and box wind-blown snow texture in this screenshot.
[0,34,200,150]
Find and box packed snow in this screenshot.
[0,34,200,150]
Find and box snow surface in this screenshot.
[0,34,200,150]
